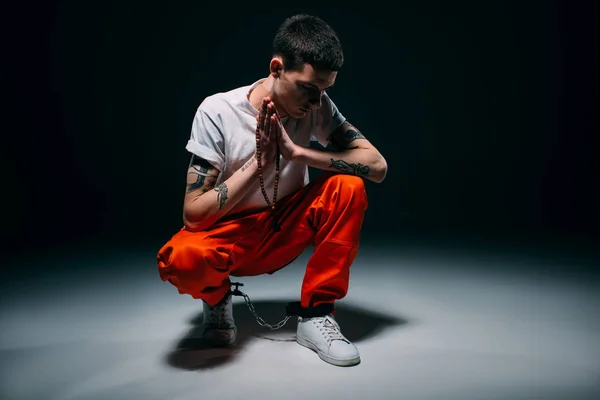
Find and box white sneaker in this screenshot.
[201,292,237,346]
[296,314,360,366]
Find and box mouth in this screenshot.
[299,107,311,113]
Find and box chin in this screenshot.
[295,107,311,118]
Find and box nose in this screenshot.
[308,96,322,109]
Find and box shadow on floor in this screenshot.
[164,298,407,371]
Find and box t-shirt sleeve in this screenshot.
[185,105,226,172]
[311,92,346,148]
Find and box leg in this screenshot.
[156,213,264,346]
[297,173,367,308]
[156,212,260,307]
[234,172,368,309]
[252,172,368,367]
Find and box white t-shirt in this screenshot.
[185,78,346,217]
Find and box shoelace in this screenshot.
[206,302,231,327]
[317,317,347,344]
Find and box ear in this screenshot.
[269,57,284,78]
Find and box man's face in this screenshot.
[274,61,337,118]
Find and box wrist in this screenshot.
[291,145,306,162]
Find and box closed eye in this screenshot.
[301,85,333,95]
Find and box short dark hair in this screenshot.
[272,14,344,72]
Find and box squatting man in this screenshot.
[157,14,387,367]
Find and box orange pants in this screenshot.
[156,173,368,309]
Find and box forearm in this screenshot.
[293,146,387,183]
[183,157,259,231]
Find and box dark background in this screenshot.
[3,1,598,257]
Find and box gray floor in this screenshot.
[1,240,599,400]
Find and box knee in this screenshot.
[326,173,365,190]
[325,174,368,206]
[157,240,232,274]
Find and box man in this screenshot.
[157,14,387,367]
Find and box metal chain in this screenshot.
[241,292,291,330]
[232,283,291,330]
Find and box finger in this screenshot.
[271,115,278,141]
[269,103,276,121]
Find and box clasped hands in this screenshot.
[254,97,299,165]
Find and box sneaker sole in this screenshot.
[202,328,237,347]
[296,336,360,367]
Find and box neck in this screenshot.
[249,75,288,117]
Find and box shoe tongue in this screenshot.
[322,315,338,329]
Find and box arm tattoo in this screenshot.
[186,165,218,193]
[214,183,229,209]
[242,157,255,172]
[342,128,366,144]
[329,158,370,177]
[337,122,366,146]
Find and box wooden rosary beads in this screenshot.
[255,110,281,231]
